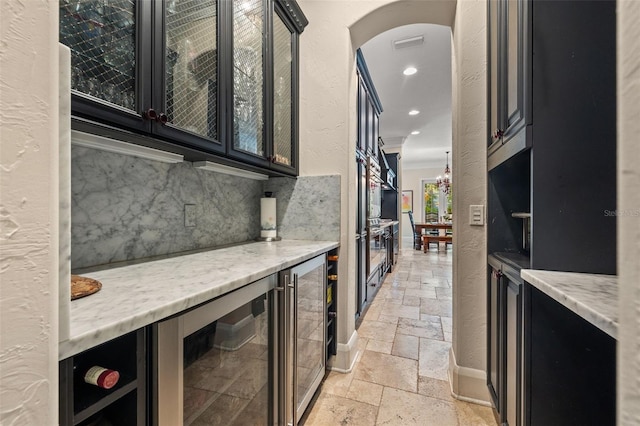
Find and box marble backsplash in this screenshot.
[71,146,263,269]
[71,146,340,269]
[265,175,340,241]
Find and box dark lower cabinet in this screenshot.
[525,285,616,426]
[504,278,522,426]
[488,256,616,426]
[59,329,146,426]
[487,256,523,426]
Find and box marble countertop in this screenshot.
[521,269,618,338]
[60,239,338,360]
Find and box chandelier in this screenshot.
[436,151,451,195]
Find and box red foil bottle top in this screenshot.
[84,366,120,390]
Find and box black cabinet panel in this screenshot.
[527,286,615,426]
[529,0,616,274]
[487,257,523,426]
[487,263,501,416]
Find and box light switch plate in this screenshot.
[184,204,197,227]
[469,205,485,226]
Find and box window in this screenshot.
[422,181,453,222]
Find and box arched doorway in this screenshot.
[298,0,489,403]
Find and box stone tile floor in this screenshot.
[303,248,498,425]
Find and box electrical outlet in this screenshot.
[184,204,197,227]
[469,205,485,226]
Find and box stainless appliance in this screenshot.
[383,224,393,271]
[368,222,384,287]
[154,275,278,426]
[154,255,326,426]
[368,158,382,219]
[392,222,399,265]
[366,157,383,288]
[279,255,326,425]
[356,155,368,317]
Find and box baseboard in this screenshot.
[327,330,359,373]
[448,347,492,406]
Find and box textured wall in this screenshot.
[0,0,59,424]
[618,1,640,424]
[450,0,489,402]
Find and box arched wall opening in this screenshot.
[298,0,488,402]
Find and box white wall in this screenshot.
[617,1,640,424]
[449,0,489,402]
[0,1,59,424]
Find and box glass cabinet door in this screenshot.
[60,0,148,130]
[488,0,501,147]
[232,0,266,160]
[156,0,223,153]
[503,0,528,140]
[357,75,368,153]
[271,9,296,171]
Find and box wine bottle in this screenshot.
[84,366,120,390]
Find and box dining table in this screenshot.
[414,222,453,251]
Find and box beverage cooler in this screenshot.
[279,255,327,425]
[153,255,326,426]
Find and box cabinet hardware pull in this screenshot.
[143,108,157,121]
[157,113,168,125]
[492,129,504,140]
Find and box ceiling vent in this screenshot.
[392,35,424,50]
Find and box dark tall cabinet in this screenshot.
[487,0,616,272]
[487,0,616,424]
[355,49,384,321]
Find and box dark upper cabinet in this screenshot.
[270,5,299,174]
[372,112,379,161]
[60,0,306,176]
[487,0,531,170]
[487,0,616,274]
[153,0,224,154]
[60,0,152,134]
[227,0,301,174]
[357,76,368,154]
[228,0,267,165]
[356,49,383,160]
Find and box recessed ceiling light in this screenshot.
[403,67,418,76]
[409,110,420,116]
[411,131,420,135]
